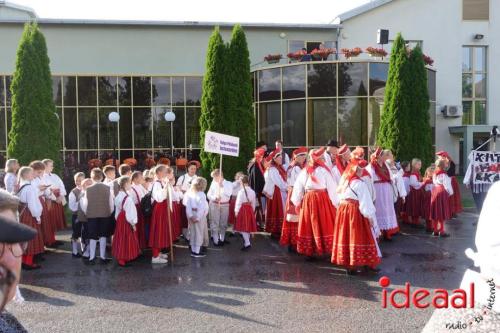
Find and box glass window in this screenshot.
[463,0,489,20]
[98,77,117,106]
[52,77,62,106]
[474,47,486,72]
[172,107,185,148]
[338,98,368,146]
[283,100,306,146]
[289,40,304,54]
[132,77,151,106]
[77,77,97,106]
[118,108,132,149]
[308,63,336,97]
[474,101,486,125]
[462,101,473,125]
[369,63,389,97]
[98,108,118,150]
[185,77,202,106]
[258,102,281,144]
[306,42,321,53]
[63,77,77,106]
[462,47,472,72]
[79,151,100,171]
[308,99,337,146]
[462,74,473,98]
[5,77,12,106]
[118,77,132,106]
[368,98,383,146]
[259,68,281,101]
[427,70,436,101]
[152,107,171,150]
[152,77,171,106]
[338,63,368,97]
[0,108,5,150]
[6,108,11,138]
[78,108,98,149]
[172,78,185,106]
[282,65,305,99]
[474,74,486,98]
[186,107,201,148]
[63,107,78,149]
[0,77,4,107]
[133,107,152,149]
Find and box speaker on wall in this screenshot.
[377,29,389,44]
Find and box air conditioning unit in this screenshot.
[442,105,463,117]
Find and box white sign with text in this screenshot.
[203,131,240,157]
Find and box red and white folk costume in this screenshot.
[331,160,381,270]
[149,180,174,260]
[43,172,67,232]
[263,150,288,238]
[234,185,257,248]
[32,175,54,246]
[17,181,45,268]
[280,147,307,248]
[228,179,242,226]
[430,168,454,235]
[130,183,148,249]
[332,144,350,184]
[436,151,462,215]
[170,180,184,240]
[405,171,424,225]
[422,177,434,231]
[112,191,140,266]
[291,148,339,257]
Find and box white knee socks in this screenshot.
[71,240,79,255]
[99,237,107,259]
[241,232,251,247]
[192,245,201,254]
[89,239,97,260]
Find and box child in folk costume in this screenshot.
[112,164,132,197]
[421,166,435,233]
[248,148,266,230]
[103,165,116,191]
[80,168,114,264]
[16,167,45,270]
[234,176,257,251]
[185,177,209,258]
[366,148,399,241]
[385,152,407,227]
[228,172,244,227]
[399,161,411,223]
[263,149,288,239]
[430,159,454,237]
[4,159,19,193]
[68,172,85,257]
[405,158,424,228]
[291,148,339,257]
[207,169,233,246]
[166,167,182,240]
[42,159,67,233]
[177,161,199,239]
[149,165,175,264]
[331,160,381,275]
[29,161,54,248]
[280,147,307,251]
[112,176,141,267]
[130,171,148,250]
[143,172,154,192]
[436,151,462,216]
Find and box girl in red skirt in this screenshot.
[430,159,454,238]
[149,165,174,264]
[332,160,381,275]
[229,172,244,227]
[421,167,435,233]
[112,176,140,267]
[436,151,462,216]
[399,161,411,224]
[291,147,339,258]
[130,171,148,250]
[234,176,257,251]
[16,167,45,270]
[166,168,182,241]
[406,158,424,228]
[42,159,67,233]
[280,147,307,252]
[263,149,288,239]
[29,161,55,248]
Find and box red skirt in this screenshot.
[421,190,432,220]
[430,185,452,221]
[135,204,148,249]
[40,199,55,245]
[297,190,336,257]
[395,197,405,218]
[148,201,174,249]
[180,205,188,228]
[228,196,236,225]
[112,211,140,262]
[234,203,257,233]
[331,199,381,267]
[405,187,423,219]
[50,201,67,231]
[172,201,183,239]
[450,176,463,214]
[20,209,45,256]
[280,187,299,246]
[265,186,284,237]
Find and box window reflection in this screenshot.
[98,108,118,149]
[77,77,97,106]
[369,63,388,97]
[98,77,117,106]
[52,77,62,106]
[185,77,202,106]
[78,107,98,149]
[5,77,12,106]
[133,107,152,149]
[133,77,151,106]
[118,107,133,149]
[308,99,337,146]
[63,77,77,106]
[172,78,185,106]
[63,107,78,149]
[0,108,5,150]
[259,68,280,101]
[186,107,201,148]
[338,63,368,97]
[0,76,4,106]
[118,77,131,106]
[282,65,305,99]
[152,77,171,106]
[368,98,382,146]
[308,63,336,97]
[258,102,281,144]
[283,100,306,146]
[338,98,368,146]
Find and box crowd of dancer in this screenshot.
[1,138,462,275]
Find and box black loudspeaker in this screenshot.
[377,29,389,44]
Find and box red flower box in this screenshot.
[366,46,388,58]
[341,47,363,59]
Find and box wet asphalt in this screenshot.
[7,207,479,333]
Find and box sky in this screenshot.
[10,0,372,23]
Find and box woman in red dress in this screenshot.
[332,160,381,275]
[280,147,307,252]
[430,159,454,237]
[263,149,288,239]
[291,148,339,258]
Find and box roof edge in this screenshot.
[0,0,37,18]
[336,0,394,22]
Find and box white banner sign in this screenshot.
[472,151,500,185]
[203,131,240,157]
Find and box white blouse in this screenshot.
[291,167,339,208]
[331,166,342,185]
[231,180,242,197]
[339,179,377,221]
[207,179,233,203]
[130,184,147,205]
[409,174,424,190]
[235,186,256,215]
[17,182,43,222]
[392,172,407,198]
[4,172,17,193]
[68,188,81,212]
[287,165,302,187]
[43,173,67,196]
[151,181,173,212]
[424,182,434,192]
[263,166,287,197]
[402,174,410,194]
[185,191,209,222]
[176,174,197,193]
[114,191,138,225]
[433,173,454,196]
[31,176,51,198]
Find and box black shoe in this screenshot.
[35,255,46,262]
[99,258,111,264]
[439,232,450,238]
[72,253,82,258]
[86,259,96,265]
[81,255,90,261]
[191,251,206,258]
[305,256,316,262]
[288,245,296,253]
[200,246,207,254]
[241,245,251,251]
[346,269,358,276]
[213,241,223,247]
[425,228,433,233]
[22,263,41,270]
[383,237,393,242]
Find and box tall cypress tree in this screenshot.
[8,23,62,170]
[224,24,255,177]
[376,33,413,161]
[199,27,226,178]
[408,45,433,167]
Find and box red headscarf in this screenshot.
[288,147,308,171]
[370,147,391,182]
[267,149,287,181]
[345,159,368,184]
[306,147,332,183]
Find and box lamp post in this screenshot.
[108,111,120,171]
[164,109,176,159]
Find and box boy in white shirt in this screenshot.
[185,177,209,258]
[207,169,233,246]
